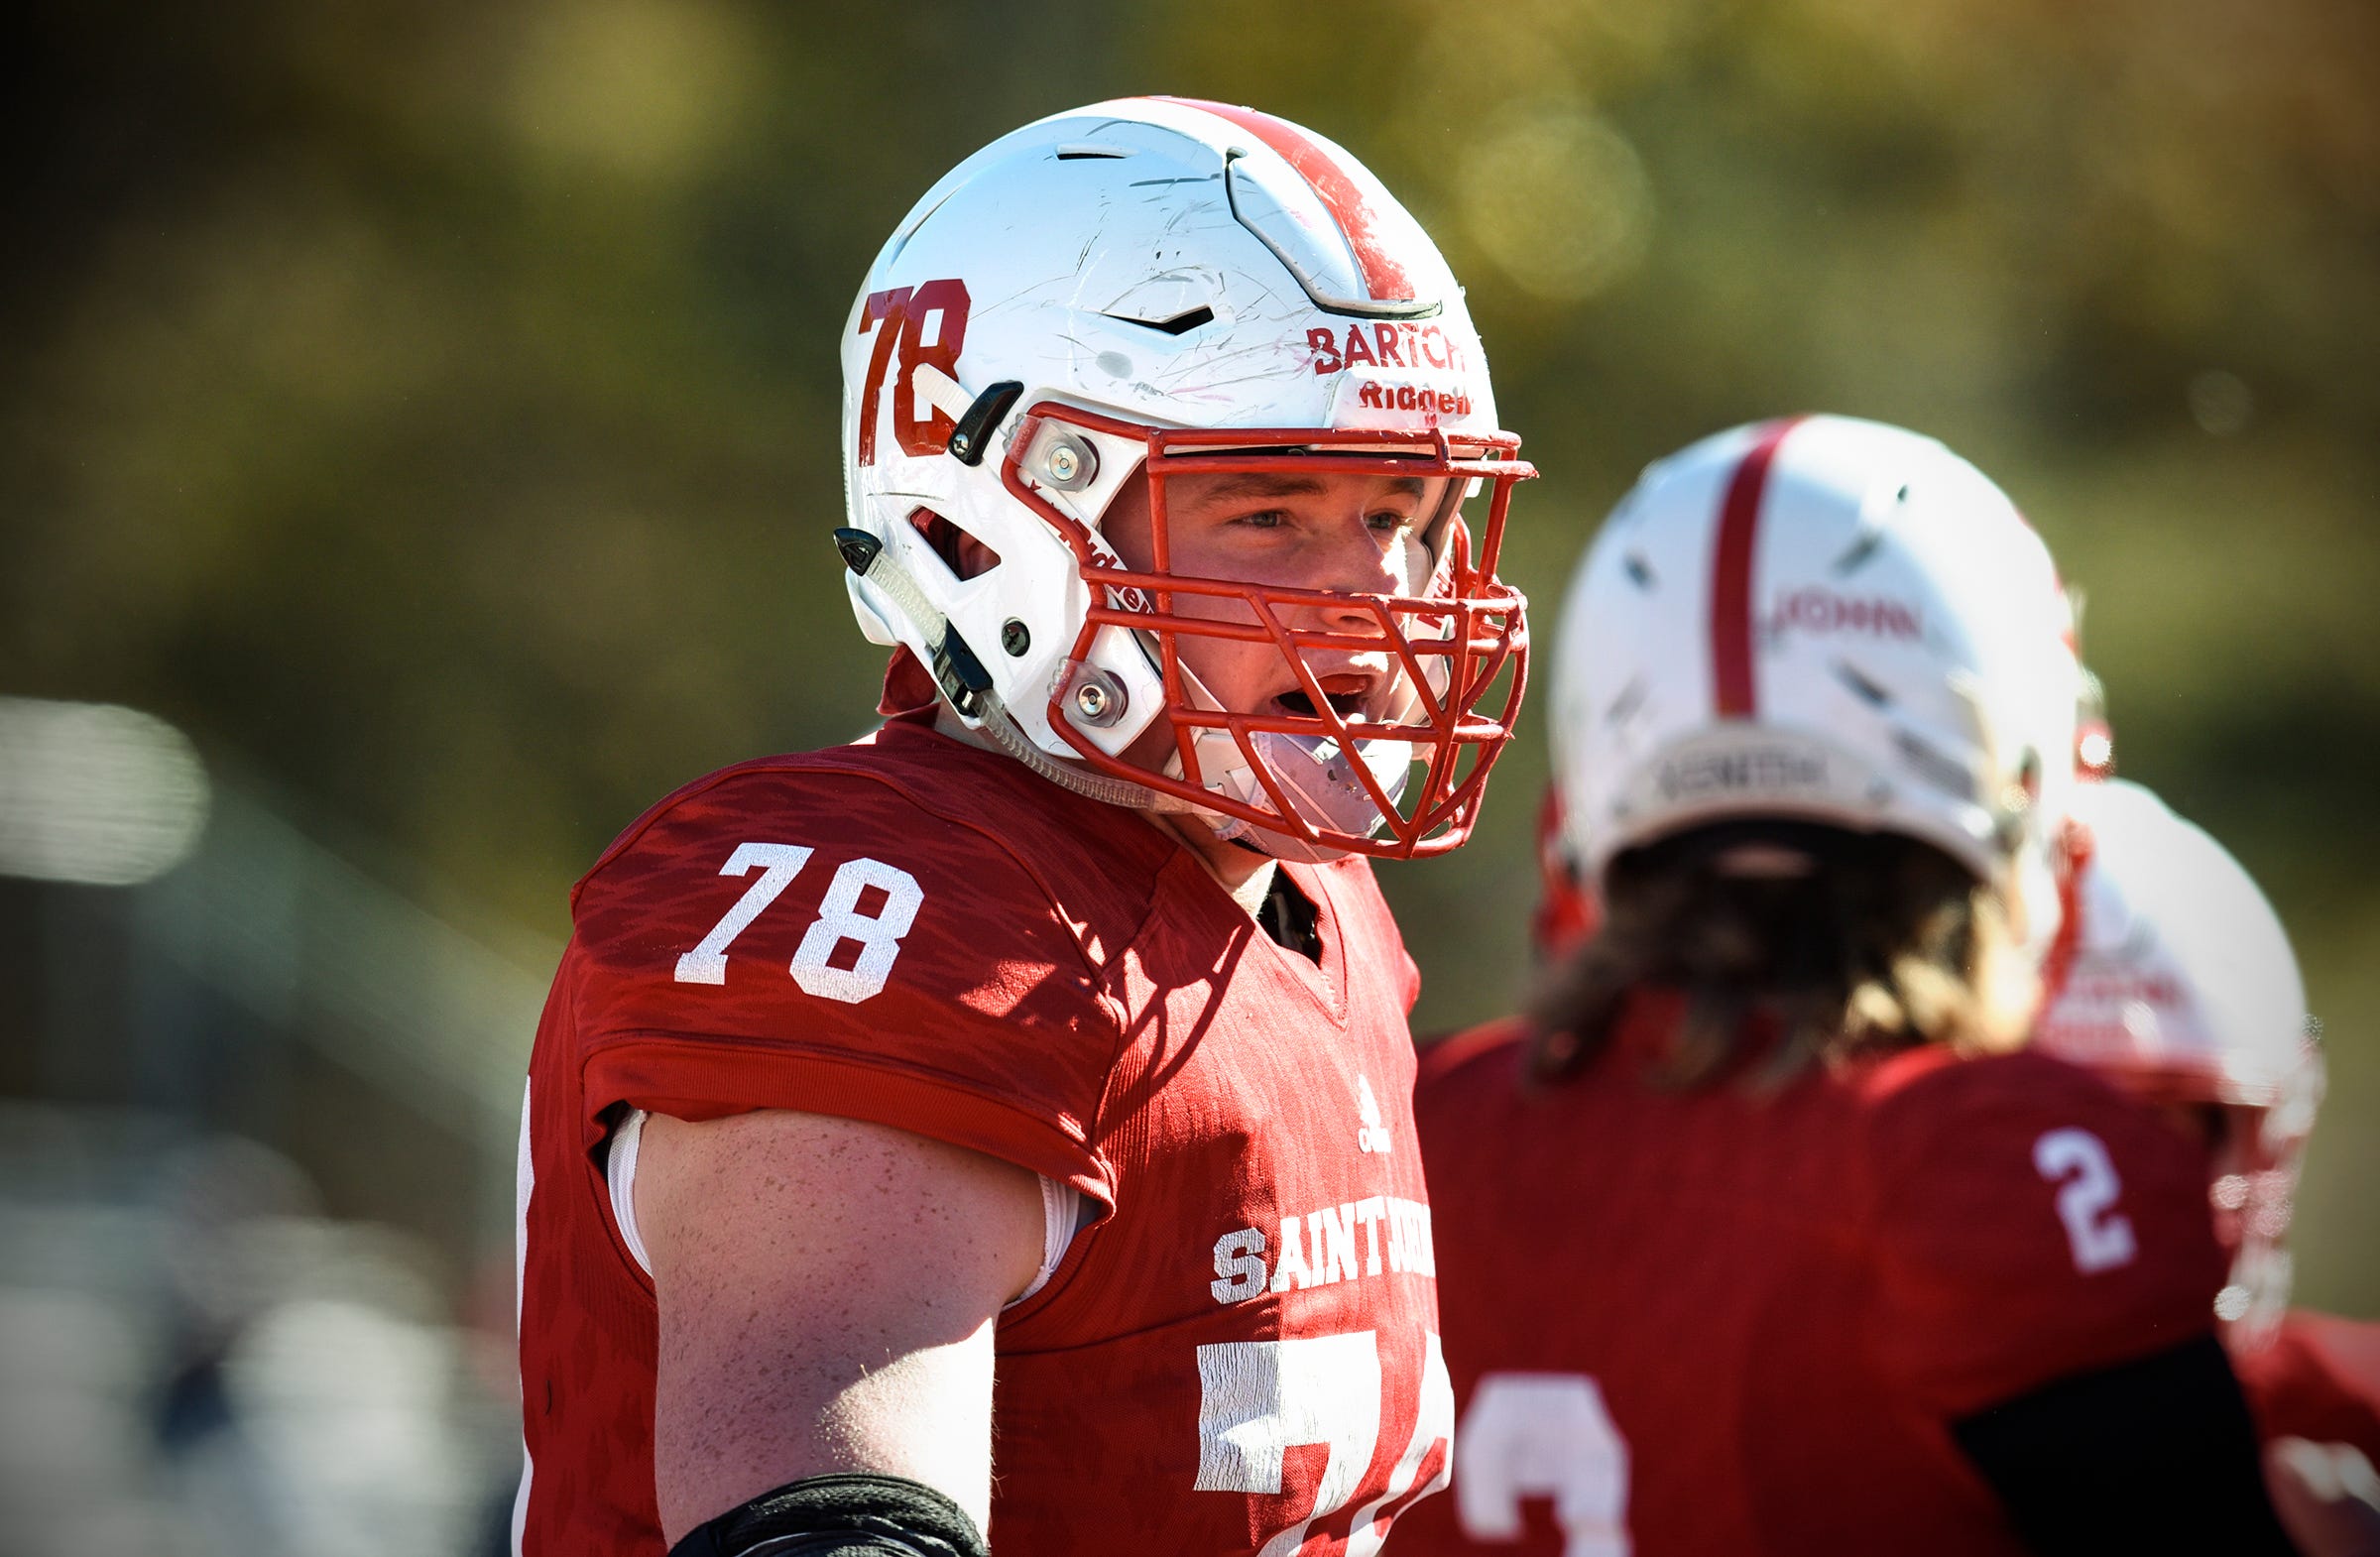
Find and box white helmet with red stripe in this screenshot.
[2035,778,2321,1344]
[1550,416,2082,944]
[836,96,1531,860]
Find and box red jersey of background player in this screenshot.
[515,689,1453,1554]
[2239,1310,2380,1467]
[1382,1008,2228,1557]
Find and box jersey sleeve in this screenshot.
[561,764,1124,1206]
[2236,1312,2380,1464]
[1863,1049,2229,1419]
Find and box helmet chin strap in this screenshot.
[977,692,1200,813]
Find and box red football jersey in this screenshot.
[2237,1310,2380,1466]
[515,705,1452,1554]
[1384,1009,2228,1557]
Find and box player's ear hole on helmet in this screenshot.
[907,506,1002,581]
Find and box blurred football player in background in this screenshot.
[513,98,1530,1556]
[1388,415,2297,1555]
[2036,778,2380,1555]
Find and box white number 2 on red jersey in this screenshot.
[1194,1331,1453,1556]
[672,842,920,1004]
[1455,1373,1631,1557]
[2034,1127,2139,1274]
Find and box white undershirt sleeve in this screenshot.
[605,1107,1079,1306]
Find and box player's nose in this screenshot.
[1299,519,1408,633]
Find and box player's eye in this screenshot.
[1367,508,1417,534]
[1236,508,1290,530]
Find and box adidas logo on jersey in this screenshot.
[1357,1073,1392,1155]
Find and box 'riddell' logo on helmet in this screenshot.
[1306,322,1472,376]
[1085,539,1155,614]
[1355,381,1475,418]
[1767,587,1923,642]
[1657,747,1828,800]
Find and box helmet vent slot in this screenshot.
[1100,305,1215,336]
[907,507,1002,581]
[1835,661,1893,708]
[1832,530,1886,576]
[1056,144,1130,160]
[1893,729,1975,801]
[1606,676,1647,728]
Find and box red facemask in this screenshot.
[1000,400,1532,859]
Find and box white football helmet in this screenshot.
[836,97,1532,860]
[2035,778,2323,1346]
[1549,416,2084,948]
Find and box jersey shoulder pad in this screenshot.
[1860,1047,2228,1416]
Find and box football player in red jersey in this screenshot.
[512,99,1532,1557]
[1387,415,2298,1556]
[2035,778,2380,1554]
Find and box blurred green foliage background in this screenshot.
[5,0,2374,1309]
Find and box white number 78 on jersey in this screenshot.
[672,841,921,1004]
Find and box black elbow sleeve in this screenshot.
[666,1472,990,1557]
[1952,1333,2297,1557]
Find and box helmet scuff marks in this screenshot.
[836,98,1530,859]
[1550,415,2083,950]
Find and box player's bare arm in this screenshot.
[639,1109,1044,1543]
